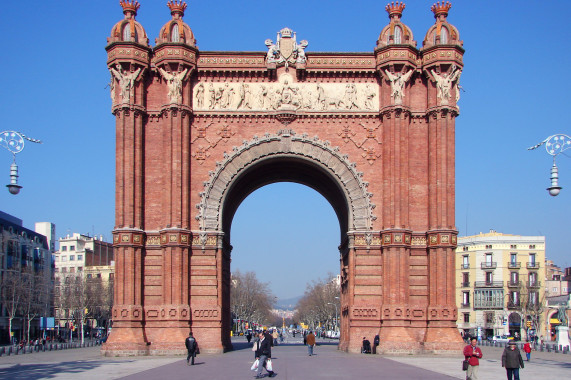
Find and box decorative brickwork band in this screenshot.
[113,305,144,322]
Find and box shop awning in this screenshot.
[550,318,561,324]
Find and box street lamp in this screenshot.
[0,131,42,194]
[328,296,340,333]
[528,134,570,196]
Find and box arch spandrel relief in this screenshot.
[193,74,379,112]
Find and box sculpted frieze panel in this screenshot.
[193,74,378,112]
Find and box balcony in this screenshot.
[507,261,521,269]
[481,262,497,269]
[460,263,470,270]
[526,262,540,269]
[460,302,470,308]
[461,281,471,288]
[507,280,521,288]
[475,281,503,288]
[507,301,520,309]
[527,280,541,289]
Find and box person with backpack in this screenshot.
[185,332,198,365]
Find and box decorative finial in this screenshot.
[431,1,452,19]
[168,0,187,17]
[120,0,140,16]
[385,2,406,19]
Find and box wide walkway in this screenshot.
[0,339,569,379]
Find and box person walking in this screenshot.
[185,332,198,365]
[523,340,532,361]
[463,337,483,380]
[306,330,316,356]
[254,331,275,378]
[502,341,524,380]
[272,329,279,346]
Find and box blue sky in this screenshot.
[0,1,569,299]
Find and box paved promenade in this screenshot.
[0,338,569,379]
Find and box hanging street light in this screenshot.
[528,134,570,196]
[0,131,42,195]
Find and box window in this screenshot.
[510,245,517,249]
[462,272,469,286]
[529,291,538,306]
[97,273,102,278]
[62,267,67,273]
[77,255,83,261]
[485,272,493,284]
[55,256,59,262]
[70,267,75,273]
[510,253,517,264]
[529,272,537,286]
[61,246,67,251]
[69,245,75,251]
[440,27,448,44]
[462,291,470,306]
[529,245,536,249]
[510,291,519,304]
[463,313,470,323]
[485,245,492,249]
[54,268,59,273]
[62,256,67,262]
[171,24,179,42]
[485,253,493,264]
[87,274,92,279]
[78,267,83,272]
[123,24,131,41]
[474,289,504,309]
[510,272,519,284]
[394,26,402,44]
[485,312,494,324]
[529,253,536,265]
[462,255,469,269]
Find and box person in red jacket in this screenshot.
[463,337,483,380]
[523,340,532,361]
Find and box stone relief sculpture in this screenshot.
[265,39,280,63]
[385,69,413,105]
[429,65,461,105]
[194,75,379,112]
[158,67,188,104]
[109,74,116,103]
[265,28,309,68]
[453,65,463,106]
[110,64,141,103]
[296,40,308,64]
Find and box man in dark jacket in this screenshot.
[255,331,275,378]
[502,341,524,380]
[185,332,198,365]
[463,337,483,380]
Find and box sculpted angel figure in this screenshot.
[385,69,413,105]
[429,66,460,104]
[296,40,308,64]
[159,67,188,104]
[265,39,280,63]
[110,64,141,103]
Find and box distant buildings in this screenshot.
[455,230,546,340]
[0,211,54,344]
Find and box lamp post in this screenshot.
[528,134,570,196]
[0,131,42,194]
[328,296,340,333]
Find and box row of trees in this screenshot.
[230,270,275,330]
[0,268,52,342]
[54,273,113,344]
[294,274,340,331]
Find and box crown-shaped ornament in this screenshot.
[168,0,187,16]
[385,2,406,18]
[431,1,452,18]
[280,27,293,38]
[120,0,140,16]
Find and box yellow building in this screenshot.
[456,230,546,340]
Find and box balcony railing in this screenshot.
[481,262,497,269]
[460,302,470,308]
[460,263,470,269]
[474,281,503,288]
[527,280,541,288]
[461,281,470,288]
[507,301,520,309]
[526,262,540,269]
[508,280,521,288]
[508,261,521,269]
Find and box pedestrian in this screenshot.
[254,331,275,378]
[246,331,252,344]
[502,341,524,380]
[272,329,279,346]
[303,330,307,345]
[463,336,483,380]
[373,334,380,354]
[306,330,316,356]
[184,331,198,365]
[523,340,531,361]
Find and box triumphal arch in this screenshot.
[103,0,465,355]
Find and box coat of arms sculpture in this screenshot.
[265,27,308,69]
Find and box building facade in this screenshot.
[105,1,464,355]
[0,211,53,344]
[456,231,546,340]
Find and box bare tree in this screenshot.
[295,273,340,331]
[230,270,275,330]
[0,271,24,343]
[20,267,45,342]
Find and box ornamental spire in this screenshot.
[120,0,140,17]
[168,0,187,18]
[431,1,452,20]
[385,2,406,20]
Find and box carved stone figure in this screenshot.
[385,69,413,105]
[429,66,460,104]
[364,85,376,110]
[208,83,216,109]
[343,84,359,109]
[316,84,326,110]
[296,40,308,64]
[557,305,568,327]
[237,83,252,110]
[159,67,188,104]
[195,83,204,108]
[110,64,141,103]
[219,83,234,109]
[257,85,268,108]
[110,74,116,103]
[265,39,280,63]
[453,65,462,106]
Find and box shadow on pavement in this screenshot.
[0,360,131,380]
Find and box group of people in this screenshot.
[464,336,532,380]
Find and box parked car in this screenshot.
[491,335,512,343]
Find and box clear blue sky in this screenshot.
[0,1,569,299]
